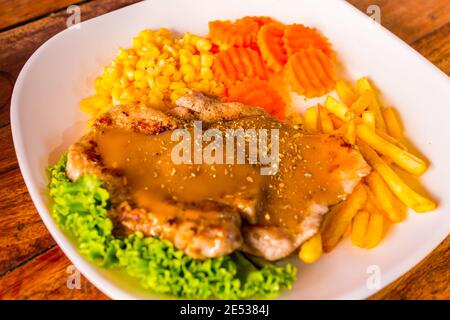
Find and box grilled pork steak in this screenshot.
[66,92,370,260]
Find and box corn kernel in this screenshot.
[132,37,143,50]
[184,74,195,83]
[158,28,171,37]
[182,32,192,45]
[148,92,163,107]
[169,82,186,90]
[117,48,128,60]
[134,69,146,81]
[155,76,170,89]
[163,44,177,57]
[134,80,148,89]
[80,95,110,115]
[158,52,170,61]
[103,66,120,79]
[196,38,212,52]
[142,43,160,59]
[147,66,160,77]
[123,67,135,81]
[111,87,123,100]
[139,29,154,42]
[147,76,156,90]
[201,53,214,68]
[190,55,201,70]
[212,85,226,96]
[200,67,213,80]
[162,38,173,47]
[172,71,182,81]
[162,63,176,76]
[180,64,195,76]
[189,34,201,46]
[182,44,196,53]
[119,77,130,88]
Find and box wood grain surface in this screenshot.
[0,0,448,300]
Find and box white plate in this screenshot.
[11,0,450,300]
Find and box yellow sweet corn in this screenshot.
[81,28,224,118]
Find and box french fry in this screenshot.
[351,91,372,116]
[318,104,334,133]
[336,80,358,106]
[351,210,370,248]
[364,210,386,249]
[322,184,367,252]
[356,124,427,175]
[299,233,323,263]
[344,119,356,145]
[358,141,436,213]
[376,129,408,151]
[324,96,353,122]
[304,106,318,132]
[383,107,403,139]
[356,77,386,131]
[363,186,388,248]
[330,114,345,129]
[366,172,407,223]
[362,110,376,131]
[355,77,374,94]
[344,222,352,238]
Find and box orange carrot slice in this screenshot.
[257,23,288,72]
[284,47,336,98]
[227,78,285,119]
[208,18,259,47]
[212,47,268,88]
[283,24,333,58]
[245,16,276,27]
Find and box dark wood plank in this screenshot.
[0,0,85,31]
[0,166,55,275]
[411,22,450,74]
[0,0,141,127]
[0,246,108,299]
[370,236,450,300]
[0,0,140,278]
[347,0,450,43]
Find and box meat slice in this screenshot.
[66,92,370,261]
[115,201,242,259]
[66,103,245,259]
[175,91,265,122]
[240,134,370,260]
[176,93,371,261]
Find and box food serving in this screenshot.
[48,16,437,299]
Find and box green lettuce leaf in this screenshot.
[48,154,296,299]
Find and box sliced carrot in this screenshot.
[284,47,336,98]
[208,18,259,47]
[257,23,288,72]
[246,16,276,27]
[212,47,268,88]
[227,78,285,119]
[283,24,333,58]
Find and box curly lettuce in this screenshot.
[49,154,296,299]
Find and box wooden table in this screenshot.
[0,0,449,300]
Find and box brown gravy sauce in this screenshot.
[96,115,348,231]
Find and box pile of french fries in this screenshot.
[293,77,437,264]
